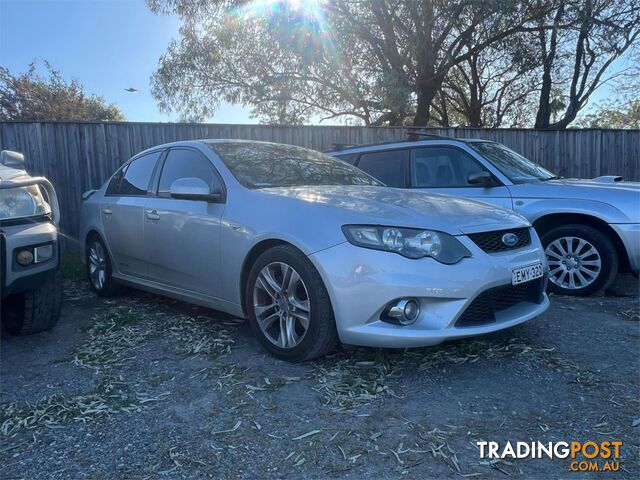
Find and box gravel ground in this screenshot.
[1,271,638,479]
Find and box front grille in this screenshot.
[456,278,545,327]
[467,227,531,253]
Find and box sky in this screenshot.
[0,0,255,123]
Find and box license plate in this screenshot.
[512,263,544,285]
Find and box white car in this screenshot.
[80,140,549,361]
[1,150,62,335]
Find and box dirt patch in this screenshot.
[1,274,638,479]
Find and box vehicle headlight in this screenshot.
[342,225,471,264]
[0,186,49,220]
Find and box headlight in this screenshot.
[342,225,471,264]
[0,186,50,220]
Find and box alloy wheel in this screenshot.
[253,262,311,349]
[88,241,107,290]
[545,236,602,290]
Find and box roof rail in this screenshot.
[325,131,454,153]
[406,129,450,141]
[329,143,357,151]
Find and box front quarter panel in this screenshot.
[218,187,350,307]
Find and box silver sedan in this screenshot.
[80,140,549,361]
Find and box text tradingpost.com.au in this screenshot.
[477,440,623,473]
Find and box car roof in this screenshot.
[135,139,315,155]
[326,137,494,155]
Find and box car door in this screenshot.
[101,150,162,278]
[144,147,226,297]
[408,146,513,209]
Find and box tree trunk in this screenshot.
[534,66,553,129]
[413,89,436,126]
[467,54,483,126]
[534,2,566,129]
[438,91,450,127]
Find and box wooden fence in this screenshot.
[0,121,638,251]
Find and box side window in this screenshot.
[106,165,126,195]
[119,151,162,196]
[357,150,406,187]
[158,149,221,195]
[411,147,487,188]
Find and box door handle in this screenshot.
[102,207,113,215]
[145,209,160,221]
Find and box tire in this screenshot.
[540,224,618,296]
[86,234,122,297]
[245,245,339,362]
[3,271,62,335]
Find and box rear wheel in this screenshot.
[246,245,339,362]
[541,224,618,296]
[86,234,122,297]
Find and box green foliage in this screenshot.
[577,100,640,128]
[0,61,125,122]
[148,0,638,127]
[149,0,555,126]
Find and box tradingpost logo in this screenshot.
[477,440,623,472]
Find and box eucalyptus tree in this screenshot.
[149,0,552,125]
[436,35,541,127]
[531,0,640,129]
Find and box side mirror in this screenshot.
[169,177,223,203]
[0,150,25,168]
[467,171,494,187]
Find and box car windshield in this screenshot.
[469,142,556,184]
[208,142,382,188]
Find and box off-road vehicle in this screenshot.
[1,150,62,334]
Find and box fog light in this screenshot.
[16,249,34,266]
[403,299,419,323]
[34,244,54,263]
[387,298,420,325]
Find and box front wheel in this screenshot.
[3,271,62,335]
[246,245,339,362]
[541,224,618,296]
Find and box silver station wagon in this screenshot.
[80,140,549,361]
[329,136,640,296]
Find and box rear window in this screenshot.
[208,142,381,189]
[107,151,161,196]
[357,150,407,187]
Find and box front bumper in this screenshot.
[1,221,59,299]
[610,223,640,273]
[310,232,549,348]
